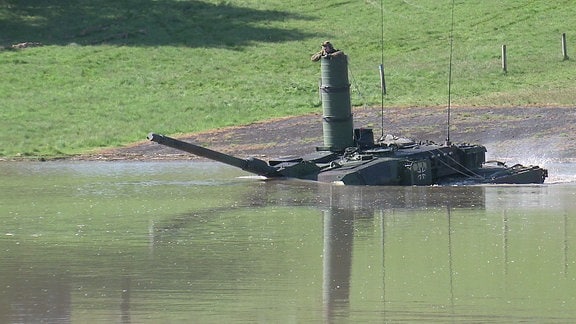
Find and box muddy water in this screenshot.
[1,161,576,323]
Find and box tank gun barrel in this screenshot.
[147,133,279,177]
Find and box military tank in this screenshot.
[148,48,547,186]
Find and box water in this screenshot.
[1,161,576,323]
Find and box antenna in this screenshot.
[379,0,387,138]
[446,0,456,146]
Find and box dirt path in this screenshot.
[78,106,576,163]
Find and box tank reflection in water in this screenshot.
[1,161,575,322]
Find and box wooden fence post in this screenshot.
[562,33,569,60]
[501,44,507,73]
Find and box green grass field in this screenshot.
[1,0,574,157]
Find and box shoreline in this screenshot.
[3,106,576,163]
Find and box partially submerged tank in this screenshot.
[148,47,547,185]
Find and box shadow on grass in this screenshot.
[1,0,315,48]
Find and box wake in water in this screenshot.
[540,162,576,184]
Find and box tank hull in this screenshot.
[148,134,548,186]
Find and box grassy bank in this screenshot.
[1,0,574,157]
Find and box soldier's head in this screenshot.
[321,41,334,52]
